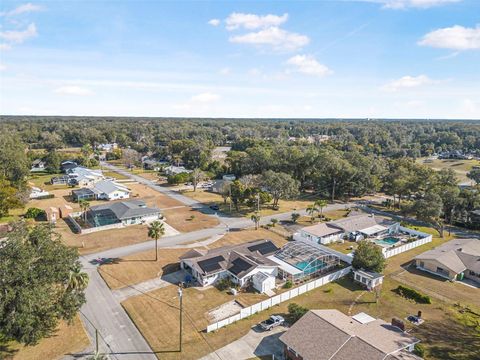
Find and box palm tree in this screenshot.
[306,205,318,223]
[250,213,261,230]
[67,265,89,292]
[148,220,165,261]
[79,199,90,223]
[291,212,300,223]
[315,199,328,220]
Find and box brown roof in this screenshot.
[279,310,420,360]
[415,239,480,274]
[302,222,343,238]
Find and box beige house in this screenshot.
[280,309,421,360]
[414,239,480,284]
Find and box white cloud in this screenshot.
[1,3,42,16]
[382,75,433,91]
[418,25,480,50]
[0,63,6,71]
[219,67,231,75]
[225,13,288,31]
[230,27,309,52]
[0,23,37,44]
[460,98,478,115]
[382,0,460,9]
[191,92,220,103]
[286,55,332,77]
[54,86,93,96]
[208,19,220,27]
[0,43,12,51]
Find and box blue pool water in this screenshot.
[295,260,326,275]
[376,237,400,246]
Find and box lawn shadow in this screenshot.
[335,277,364,292]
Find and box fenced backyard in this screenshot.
[382,227,432,258]
[206,265,352,333]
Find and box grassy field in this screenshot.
[182,189,320,217]
[102,170,129,179]
[162,207,219,232]
[1,315,89,360]
[99,228,289,290]
[416,157,480,183]
[120,224,479,360]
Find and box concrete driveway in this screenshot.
[201,325,286,360]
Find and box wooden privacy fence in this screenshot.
[206,266,352,333]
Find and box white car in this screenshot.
[260,315,285,331]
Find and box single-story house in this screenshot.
[297,214,396,245]
[353,269,384,290]
[93,180,130,200]
[30,187,50,199]
[180,240,279,290]
[279,309,421,360]
[31,159,45,172]
[97,143,118,152]
[86,200,161,227]
[164,165,191,176]
[72,180,130,201]
[60,160,78,173]
[414,238,480,284]
[67,167,105,187]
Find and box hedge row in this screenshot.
[395,285,431,304]
[34,194,55,200]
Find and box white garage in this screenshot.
[252,271,276,293]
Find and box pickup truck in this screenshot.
[260,315,285,331]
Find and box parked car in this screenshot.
[260,315,285,331]
[209,204,220,211]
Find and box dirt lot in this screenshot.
[127,183,183,209]
[183,189,319,217]
[1,314,89,360]
[162,207,219,232]
[99,228,288,290]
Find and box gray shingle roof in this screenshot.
[89,200,159,220]
[94,180,130,195]
[279,310,420,360]
[415,239,480,274]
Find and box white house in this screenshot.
[296,214,395,245]
[67,167,105,187]
[180,240,279,287]
[97,143,118,152]
[164,165,192,176]
[94,180,130,200]
[29,187,50,199]
[31,159,45,172]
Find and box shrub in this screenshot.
[25,207,45,219]
[167,172,190,185]
[283,280,293,289]
[288,303,309,324]
[270,218,278,227]
[215,278,235,291]
[394,285,431,304]
[414,344,425,357]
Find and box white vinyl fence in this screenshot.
[382,227,432,258]
[206,266,352,333]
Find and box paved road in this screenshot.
[76,163,352,359]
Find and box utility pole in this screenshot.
[256,193,260,213]
[178,287,183,353]
[229,183,232,213]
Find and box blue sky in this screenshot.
[1,0,479,118]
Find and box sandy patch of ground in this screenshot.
[207,300,243,322]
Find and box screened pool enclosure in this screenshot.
[273,241,341,281]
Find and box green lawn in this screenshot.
[416,158,480,183]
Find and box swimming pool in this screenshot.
[295,259,326,275]
[375,237,400,246]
